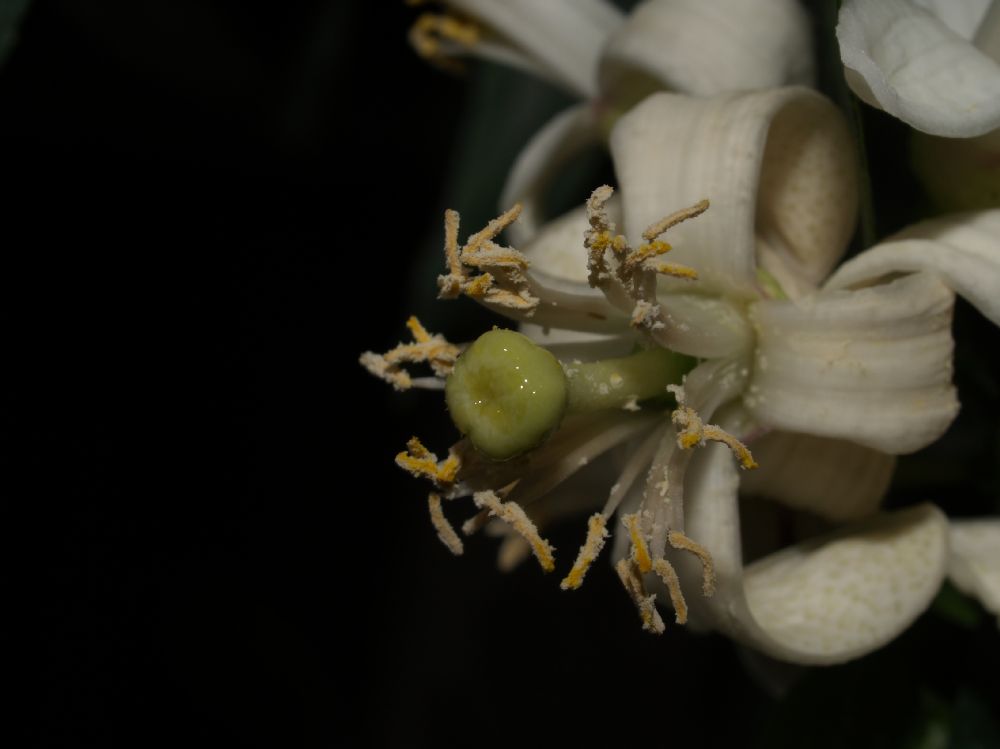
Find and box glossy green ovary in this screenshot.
[446,329,568,461]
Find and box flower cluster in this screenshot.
[362,0,1000,665]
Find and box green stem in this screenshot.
[566,347,696,413]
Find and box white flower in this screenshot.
[364,85,1000,663]
[837,0,1000,137]
[407,0,814,245]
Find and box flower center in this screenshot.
[445,327,696,460]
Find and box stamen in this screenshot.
[623,512,653,573]
[584,185,629,289]
[560,513,609,590]
[652,558,688,624]
[360,316,460,391]
[641,199,710,241]
[668,530,717,597]
[428,493,464,555]
[668,384,758,470]
[583,186,704,340]
[436,206,539,313]
[409,12,481,71]
[396,437,461,488]
[473,490,555,573]
[615,559,665,634]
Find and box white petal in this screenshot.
[447,0,623,98]
[837,0,1000,137]
[740,431,895,522]
[681,435,949,664]
[949,518,1000,621]
[740,503,949,663]
[502,105,602,249]
[610,89,857,299]
[911,0,991,39]
[746,272,959,454]
[826,210,1000,327]
[599,0,813,100]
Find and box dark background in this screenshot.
[8,1,1000,746]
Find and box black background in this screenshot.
[9,1,1000,747]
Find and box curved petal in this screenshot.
[610,88,856,299]
[948,518,1000,621]
[502,104,602,248]
[599,0,813,102]
[443,0,624,97]
[680,434,949,665]
[740,431,895,522]
[825,210,1000,326]
[747,272,959,454]
[837,0,1000,137]
[912,0,992,39]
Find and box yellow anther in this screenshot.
[428,493,464,556]
[584,186,707,340]
[436,206,539,313]
[624,240,672,270]
[560,513,609,590]
[396,437,461,488]
[405,315,431,344]
[410,13,481,68]
[465,204,522,255]
[623,513,653,573]
[641,199,710,242]
[702,425,758,469]
[474,490,555,573]
[462,273,493,297]
[655,263,698,280]
[668,530,717,597]
[670,395,757,471]
[360,317,460,390]
[615,559,665,634]
[589,231,612,252]
[652,558,688,624]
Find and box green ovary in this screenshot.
[446,329,568,461]
[446,328,696,461]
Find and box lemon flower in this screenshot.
[408,0,814,245]
[837,0,1000,137]
[363,85,1000,663]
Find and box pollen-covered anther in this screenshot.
[359,316,460,391]
[623,513,653,573]
[428,493,464,555]
[668,386,758,470]
[584,185,626,287]
[560,513,609,590]
[409,12,480,70]
[584,186,705,337]
[395,437,461,489]
[641,199,710,242]
[436,205,539,313]
[615,559,665,634]
[669,530,717,597]
[473,490,555,573]
[652,558,688,624]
